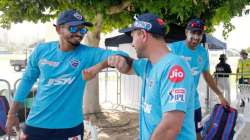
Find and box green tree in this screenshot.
[1,0,250,114]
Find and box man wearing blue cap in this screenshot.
[83,13,196,140]
[5,9,128,140]
[169,18,229,140]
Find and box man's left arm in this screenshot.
[151,111,185,140]
[202,50,229,107]
[203,71,229,107]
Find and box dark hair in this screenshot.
[150,32,165,41]
[219,54,226,61]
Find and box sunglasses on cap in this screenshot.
[190,21,204,30]
[68,26,88,35]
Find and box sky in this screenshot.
[0,14,250,50]
[212,14,250,50]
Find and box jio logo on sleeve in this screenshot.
[168,65,185,83]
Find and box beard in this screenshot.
[68,35,83,47]
[136,48,146,58]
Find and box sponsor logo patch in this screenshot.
[148,79,154,88]
[168,65,185,83]
[40,59,59,67]
[169,88,186,103]
[142,101,152,114]
[46,74,75,86]
[181,56,192,61]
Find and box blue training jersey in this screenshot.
[14,41,127,129]
[133,53,195,140]
[169,40,209,109]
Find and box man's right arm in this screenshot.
[6,46,40,135]
[83,55,135,81]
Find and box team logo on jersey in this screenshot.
[73,12,83,20]
[168,65,185,83]
[69,59,80,68]
[169,88,186,103]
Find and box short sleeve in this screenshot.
[159,61,193,114]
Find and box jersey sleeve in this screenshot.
[159,60,193,114]
[132,59,148,77]
[14,45,41,103]
[202,49,210,72]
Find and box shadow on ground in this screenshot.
[84,109,139,140]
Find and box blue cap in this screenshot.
[119,13,167,36]
[186,19,204,32]
[55,10,93,26]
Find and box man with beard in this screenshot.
[169,18,229,140]
[83,13,196,140]
[5,9,128,140]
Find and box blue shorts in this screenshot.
[23,123,83,140]
[195,108,203,133]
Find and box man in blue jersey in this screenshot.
[83,13,196,140]
[5,9,128,140]
[169,18,229,140]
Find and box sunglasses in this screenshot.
[190,21,204,30]
[68,26,88,35]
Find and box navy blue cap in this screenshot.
[54,10,93,26]
[186,19,204,32]
[119,13,167,36]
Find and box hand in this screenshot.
[5,114,20,136]
[218,95,230,108]
[108,55,130,73]
[19,130,28,140]
[82,67,98,81]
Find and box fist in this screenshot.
[108,55,129,73]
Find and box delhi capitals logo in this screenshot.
[70,59,80,68]
[74,12,83,20]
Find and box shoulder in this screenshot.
[78,44,105,52]
[162,53,190,71]
[169,41,185,53]
[32,41,57,56]
[36,41,57,50]
[160,54,192,82]
[170,41,185,48]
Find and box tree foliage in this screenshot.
[0,0,250,38]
